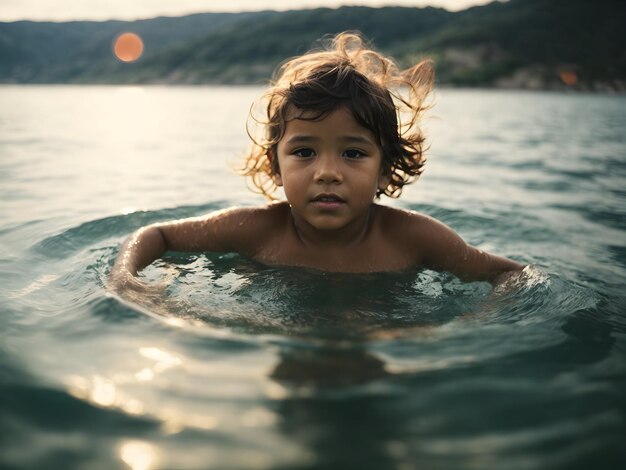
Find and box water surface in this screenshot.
[1,85,625,469]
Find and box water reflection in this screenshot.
[142,255,488,340]
[119,440,159,470]
[64,345,186,425]
[271,346,389,387]
[139,347,182,370]
[272,363,407,469]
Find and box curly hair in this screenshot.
[240,31,434,200]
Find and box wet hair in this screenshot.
[241,31,434,200]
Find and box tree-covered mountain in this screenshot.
[0,11,279,82]
[122,6,454,85]
[0,0,623,90]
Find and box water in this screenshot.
[1,85,625,469]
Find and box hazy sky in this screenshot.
[1,0,498,22]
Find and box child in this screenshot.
[109,32,525,293]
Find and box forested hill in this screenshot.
[0,0,623,91]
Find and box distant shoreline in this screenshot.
[1,2,622,93]
[1,82,624,95]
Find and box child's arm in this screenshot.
[414,214,526,286]
[108,207,262,292]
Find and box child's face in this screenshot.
[274,106,388,233]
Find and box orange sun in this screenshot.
[113,32,144,63]
[559,71,578,86]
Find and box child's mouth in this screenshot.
[311,194,346,208]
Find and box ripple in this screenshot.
[606,244,626,269]
[31,202,227,259]
[2,88,625,470]
[0,381,159,469]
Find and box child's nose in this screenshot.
[314,155,343,184]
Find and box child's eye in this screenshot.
[343,149,366,159]
[293,148,315,158]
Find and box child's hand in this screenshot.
[491,264,538,294]
[106,267,169,300]
[457,265,542,322]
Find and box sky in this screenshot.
[1,0,498,22]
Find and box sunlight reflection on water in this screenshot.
[119,440,159,470]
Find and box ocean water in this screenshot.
[0,85,625,469]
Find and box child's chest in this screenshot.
[252,233,420,273]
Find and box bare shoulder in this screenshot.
[205,202,289,250]
[156,202,290,255]
[374,205,455,242]
[226,202,291,257]
[228,201,290,229]
[374,204,524,281]
[372,204,465,266]
[203,202,288,226]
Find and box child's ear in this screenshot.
[377,167,391,191]
[273,172,283,187]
